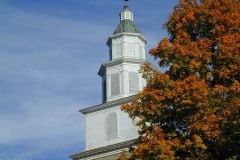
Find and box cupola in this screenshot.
[113,4,140,35]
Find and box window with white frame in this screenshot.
[115,44,122,58]
[129,72,139,93]
[106,112,118,139]
[125,12,130,19]
[139,46,144,59]
[127,43,135,57]
[111,73,120,96]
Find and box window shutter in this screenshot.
[111,73,120,96]
[106,112,118,139]
[129,72,139,93]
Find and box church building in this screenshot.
[70,2,147,159]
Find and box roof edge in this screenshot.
[69,139,138,159]
[107,32,147,46]
[79,95,136,114]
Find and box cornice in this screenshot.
[69,139,138,160]
[79,95,135,114]
[107,32,147,46]
[98,58,147,76]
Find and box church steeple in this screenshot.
[99,3,147,103]
[70,2,147,159]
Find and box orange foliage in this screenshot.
[122,0,240,159]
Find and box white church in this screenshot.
[70,2,147,159]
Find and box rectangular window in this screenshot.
[106,112,118,139]
[129,72,139,93]
[139,46,144,59]
[126,13,130,19]
[128,43,135,57]
[116,44,122,58]
[111,73,120,96]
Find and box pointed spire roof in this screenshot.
[113,4,141,35]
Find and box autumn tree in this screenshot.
[122,0,240,159]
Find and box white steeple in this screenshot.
[70,3,148,159]
[98,3,147,102]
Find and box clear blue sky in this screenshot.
[0,0,178,160]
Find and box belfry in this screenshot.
[70,2,147,159]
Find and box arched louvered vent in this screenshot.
[129,72,139,93]
[111,73,120,96]
[106,112,118,139]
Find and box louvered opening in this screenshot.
[127,43,135,57]
[111,73,120,96]
[139,46,144,59]
[116,44,122,58]
[129,72,139,93]
[106,112,118,139]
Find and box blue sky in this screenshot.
[0,0,178,160]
